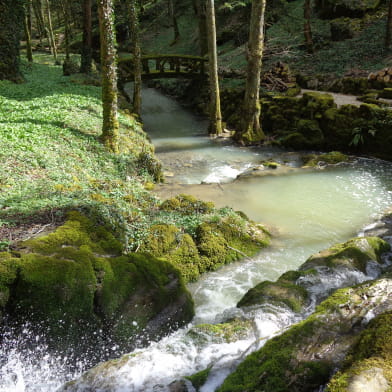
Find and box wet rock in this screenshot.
[218,278,392,392]
[362,207,392,239]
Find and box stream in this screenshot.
[1,86,392,392]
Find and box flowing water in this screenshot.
[1,86,392,392]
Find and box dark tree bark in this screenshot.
[0,0,24,82]
[194,0,208,56]
[129,0,142,116]
[60,0,71,60]
[98,0,120,153]
[304,0,314,54]
[237,0,266,144]
[32,0,48,47]
[386,0,392,49]
[80,0,93,73]
[205,0,223,135]
[167,0,180,45]
[24,0,34,62]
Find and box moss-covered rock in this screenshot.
[218,278,392,392]
[159,194,215,215]
[326,312,392,391]
[0,212,194,355]
[237,280,309,312]
[188,318,254,345]
[299,237,390,274]
[330,17,361,41]
[302,151,350,167]
[185,367,212,391]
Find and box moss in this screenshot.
[0,213,194,352]
[299,237,390,273]
[303,151,349,166]
[379,88,392,99]
[186,367,212,391]
[160,194,215,214]
[326,312,392,391]
[237,280,309,312]
[189,319,253,344]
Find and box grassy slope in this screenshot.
[139,0,392,83]
[0,54,156,251]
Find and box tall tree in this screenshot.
[386,0,392,49]
[45,0,58,62]
[168,0,180,45]
[304,0,314,54]
[128,0,142,116]
[98,0,120,153]
[24,0,34,63]
[80,0,93,73]
[205,0,223,135]
[0,0,24,82]
[237,0,266,144]
[193,0,208,55]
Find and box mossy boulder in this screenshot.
[302,151,349,167]
[218,278,392,392]
[330,18,361,41]
[299,237,390,274]
[188,318,254,345]
[237,280,309,312]
[160,194,215,215]
[0,212,194,355]
[316,0,381,18]
[186,367,212,391]
[281,119,324,149]
[326,312,392,391]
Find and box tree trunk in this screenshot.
[0,0,24,82]
[24,0,34,62]
[237,0,266,144]
[168,0,180,45]
[32,0,47,47]
[60,0,70,60]
[129,0,142,116]
[97,0,120,153]
[80,0,93,73]
[194,0,208,56]
[45,0,58,61]
[386,0,392,49]
[205,0,223,136]
[304,0,314,54]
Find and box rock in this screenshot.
[299,237,390,274]
[218,278,392,392]
[0,212,194,356]
[330,18,361,41]
[361,207,392,239]
[301,151,350,167]
[326,312,392,391]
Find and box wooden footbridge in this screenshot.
[118,54,208,81]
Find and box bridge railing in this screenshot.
[118,54,208,80]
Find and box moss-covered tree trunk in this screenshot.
[60,0,71,60]
[80,0,93,73]
[24,0,34,63]
[168,0,180,45]
[205,0,223,136]
[45,0,57,62]
[98,0,120,153]
[0,0,24,82]
[304,0,314,54]
[237,0,266,145]
[194,0,208,56]
[386,0,392,49]
[129,0,142,116]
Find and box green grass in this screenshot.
[0,53,157,251]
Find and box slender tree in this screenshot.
[24,0,34,63]
[205,0,223,135]
[304,0,314,54]
[45,0,58,62]
[0,0,25,82]
[80,0,93,73]
[60,0,71,60]
[98,0,120,153]
[168,0,180,44]
[386,0,392,49]
[237,0,266,144]
[32,0,47,47]
[129,0,142,116]
[193,0,208,55]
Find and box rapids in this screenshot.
[1,86,392,392]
